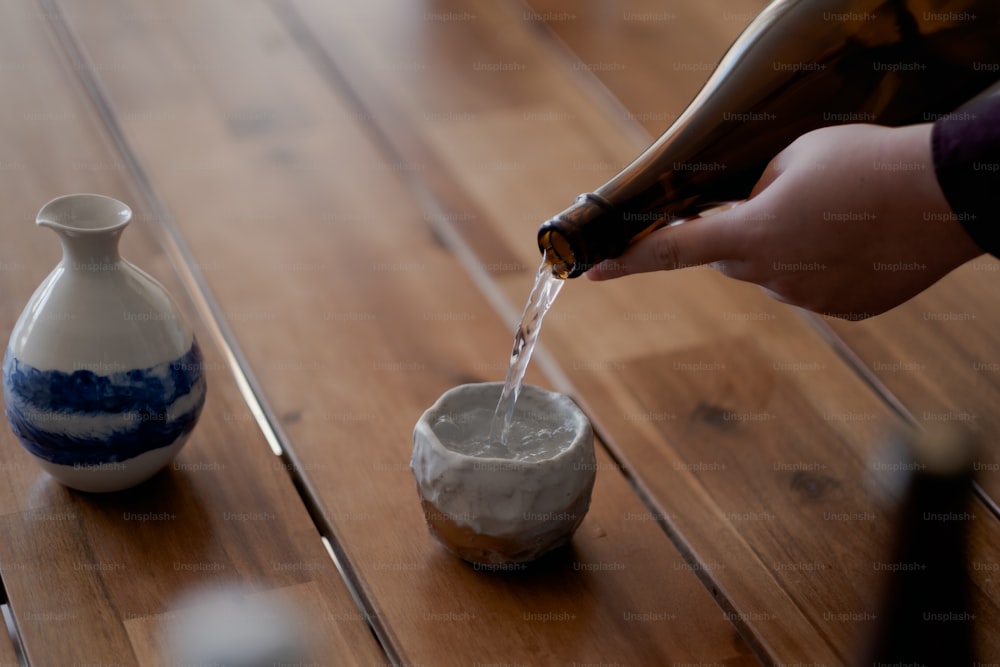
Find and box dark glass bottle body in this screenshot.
[858,427,979,665]
[538,0,1000,277]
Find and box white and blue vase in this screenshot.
[2,194,206,492]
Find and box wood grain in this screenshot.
[268,0,1000,662]
[52,0,761,664]
[524,0,771,135]
[0,2,384,664]
[823,271,1000,499]
[617,335,1000,660]
[12,0,997,663]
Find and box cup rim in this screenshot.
[414,381,592,467]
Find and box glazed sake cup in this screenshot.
[411,382,595,566]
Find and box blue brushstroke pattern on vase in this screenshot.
[2,341,207,466]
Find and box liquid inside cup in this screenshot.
[432,405,576,461]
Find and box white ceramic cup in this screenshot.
[411,382,596,566]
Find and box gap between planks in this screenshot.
[803,305,1000,522]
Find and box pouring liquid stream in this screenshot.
[492,255,565,447]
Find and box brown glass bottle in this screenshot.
[537,0,1000,278]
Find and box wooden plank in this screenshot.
[823,269,1000,499]
[267,0,1000,662]
[524,0,771,135]
[0,2,384,665]
[0,512,139,664]
[53,0,763,664]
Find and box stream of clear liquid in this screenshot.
[491,255,565,446]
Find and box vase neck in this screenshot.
[36,194,131,271]
[54,228,125,270]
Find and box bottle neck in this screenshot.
[36,193,131,272]
[53,227,125,272]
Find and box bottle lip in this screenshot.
[36,194,132,235]
[537,193,616,278]
[537,225,576,278]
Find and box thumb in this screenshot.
[585,203,749,280]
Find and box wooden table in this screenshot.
[0,0,997,664]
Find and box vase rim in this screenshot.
[36,193,132,234]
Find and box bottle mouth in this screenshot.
[537,193,616,279]
[36,193,132,234]
[537,227,576,279]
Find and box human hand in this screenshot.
[585,123,984,320]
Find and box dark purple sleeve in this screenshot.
[932,92,1000,256]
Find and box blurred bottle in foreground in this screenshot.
[859,425,980,666]
[166,584,313,667]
